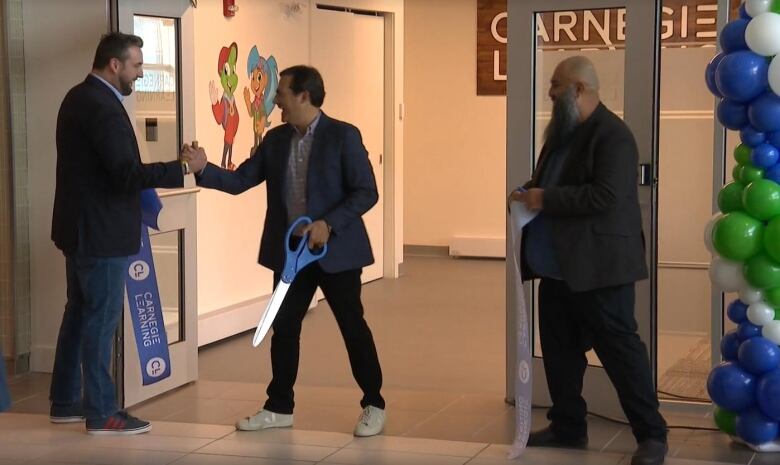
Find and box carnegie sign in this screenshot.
[477,0,741,95]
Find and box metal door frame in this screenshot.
[506,0,661,418]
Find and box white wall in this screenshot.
[24,0,109,371]
[192,0,310,317]
[24,0,405,366]
[404,0,506,247]
[192,0,404,338]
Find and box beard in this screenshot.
[544,86,580,149]
[119,76,134,96]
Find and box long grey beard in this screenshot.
[544,87,580,149]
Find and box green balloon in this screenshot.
[742,165,765,184]
[733,164,743,183]
[744,253,780,289]
[764,217,780,263]
[766,287,780,307]
[743,179,780,221]
[714,407,736,436]
[735,144,752,165]
[718,182,745,213]
[712,211,764,261]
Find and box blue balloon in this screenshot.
[706,53,727,98]
[749,93,780,133]
[720,19,750,54]
[722,330,742,361]
[740,3,751,19]
[766,164,780,184]
[757,369,780,421]
[741,127,767,148]
[738,337,780,375]
[719,99,749,130]
[708,361,756,412]
[769,131,780,150]
[752,143,780,169]
[738,321,762,340]
[716,51,769,103]
[728,299,749,324]
[736,407,779,445]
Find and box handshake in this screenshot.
[180,141,208,175]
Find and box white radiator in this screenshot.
[448,236,506,258]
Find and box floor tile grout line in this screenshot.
[599,427,626,453]
[467,405,512,440]
[398,394,466,437]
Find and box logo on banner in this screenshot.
[129,260,150,281]
[519,360,530,384]
[146,357,167,378]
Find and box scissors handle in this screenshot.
[281,216,328,282]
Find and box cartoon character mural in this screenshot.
[243,46,279,153]
[209,42,240,170]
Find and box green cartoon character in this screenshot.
[209,42,240,170]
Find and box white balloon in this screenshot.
[762,320,780,344]
[748,301,776,326]
[740,286,764,304]
[746,12,780,57]
[709,257,746,291]
[770,55,780,97]
[746,0,773,17]
[704,213,724,254]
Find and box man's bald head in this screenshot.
[547,56,602,129]
[553,56,600,93]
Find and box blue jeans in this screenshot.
[0,346,11,412]
[49,255,127,420]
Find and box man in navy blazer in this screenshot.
[186,65,386,436]
[50,32,206,435]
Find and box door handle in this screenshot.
[639,163,654,186]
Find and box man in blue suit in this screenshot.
[184,65,385,436]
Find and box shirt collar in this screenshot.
[90,73,125,102]
[294,111,322,137]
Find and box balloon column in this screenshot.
[706,0,780,452]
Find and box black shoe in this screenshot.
[50,403,85,424]
[86,410,151,435]
[631,439,668,465]
[527,426,588,449]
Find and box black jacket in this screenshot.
[521,103,648,292]
[51,75,183,257]
[196,113,378,274]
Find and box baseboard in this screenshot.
[197,295,271,347]
[30,345,56,373]
[403,244,449,257]
[448,236,506,258]
[197,294,319,347]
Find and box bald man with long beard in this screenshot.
[510,56,667,465]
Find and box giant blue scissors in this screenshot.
[252,216,328,347]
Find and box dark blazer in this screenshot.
[51,75,183,257]
[521,103,648,292]
[196,112,378,274]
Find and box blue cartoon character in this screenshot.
[243,46,278,153]
[209,42,239,170]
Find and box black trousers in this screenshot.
[538,278,667,443]
[263,264,385,414]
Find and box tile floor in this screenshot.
[2,256,775,463]
[0,409,773,465]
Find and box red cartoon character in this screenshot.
[209,42,239,170]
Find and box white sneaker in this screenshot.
[236,410,293,431]
[353,406,386,437]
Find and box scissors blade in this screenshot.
[252,281,291,347]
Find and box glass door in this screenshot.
[507,0,660,418]
[115,0,198,407]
